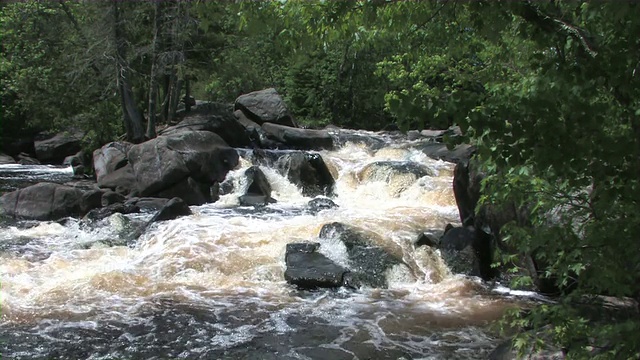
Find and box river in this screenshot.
[0,131,522,359]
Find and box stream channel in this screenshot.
[0,131,530,359]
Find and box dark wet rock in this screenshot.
[97,163,136,195]
[453,159,483,227]
[420,143,475,164]
[0,153,15,164]
[415,231,440,248]
[124,197,169,212]
[127,131,239,199]
[332,132,387,150]
[148,197,192,223]
[93,142,132,184]
[318,222,405,289]
[238,166,274,206]
[63,151,85,167]
[101,190,126,206]
[276,152,334,197]
[235,88,296,127]
[284,242,349,289]
[81,189,104,215]
[83,202,140,222]
[245,166,272,198]
[239,194,276,207]
[34,131,83,164]
[17,152,40,165]
[357,161,433,184]
[0,182,101,221]
[234,109,261,133]
[159,104,251,148]
[156,176,213,206]
[306,197,338,214]
[439,226,493,279]
[407,130,422,140]
[1,137,35,158]
[261,122,333,150]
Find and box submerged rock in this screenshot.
[306,197,338,214]
[284,242,349,289]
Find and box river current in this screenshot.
[0,132,520,359]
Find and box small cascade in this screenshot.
[0,132,515,359]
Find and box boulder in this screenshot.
[243,166,272,197]
[63,151,85,167]
[358,161,433,183]
[83,202,140,222]
[438,226,493,279]
[1,137,35,158]
[159,103,251,148]
[0,153,15,164]
[276,152,334,197]
[234,88,296,127]
[127,131,239,199]
[261,122,333,150]
[332,131,387,150]
[148,197,192,223]
[101,190,126,206]
[0,182,101,220]
[284,242,349,289]
[420,143,475,164]
[34,131,83,164]
[17,153,40,165]
[306,197,338,214]
[238,194,276,207]
[124,197,169,212]
[318,222,405,288]
[97,163,136,195]
[93,142,132,184]
[415,231,440,248]
[156,176,213,206]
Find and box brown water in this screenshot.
[0,133,521,359]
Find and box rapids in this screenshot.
[0,132,521,359]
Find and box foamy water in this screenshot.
[0,133,517,359]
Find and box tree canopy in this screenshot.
[1,1,639,357]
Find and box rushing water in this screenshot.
[0,132,521,359]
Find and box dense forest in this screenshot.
[2,1,639,358]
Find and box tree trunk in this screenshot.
[113,1,144,143]
[146,1,162,139]
[184,76,191,113]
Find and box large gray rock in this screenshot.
[156,176,213,206]
[159,103,251,148]
[127,131,239,199]
[439,226,493,279]
[284,242,349,289]
[0,153,15,164]
[235,88,296,127]
[262,122,333,150]
[420,143,475,164]
[97,163,136,195]
[276,152,334,197]
[0,182,100,220]
[34,132,83,164]
[93,142,132,184]
[318,222,406,289]
[238,166,274,206]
